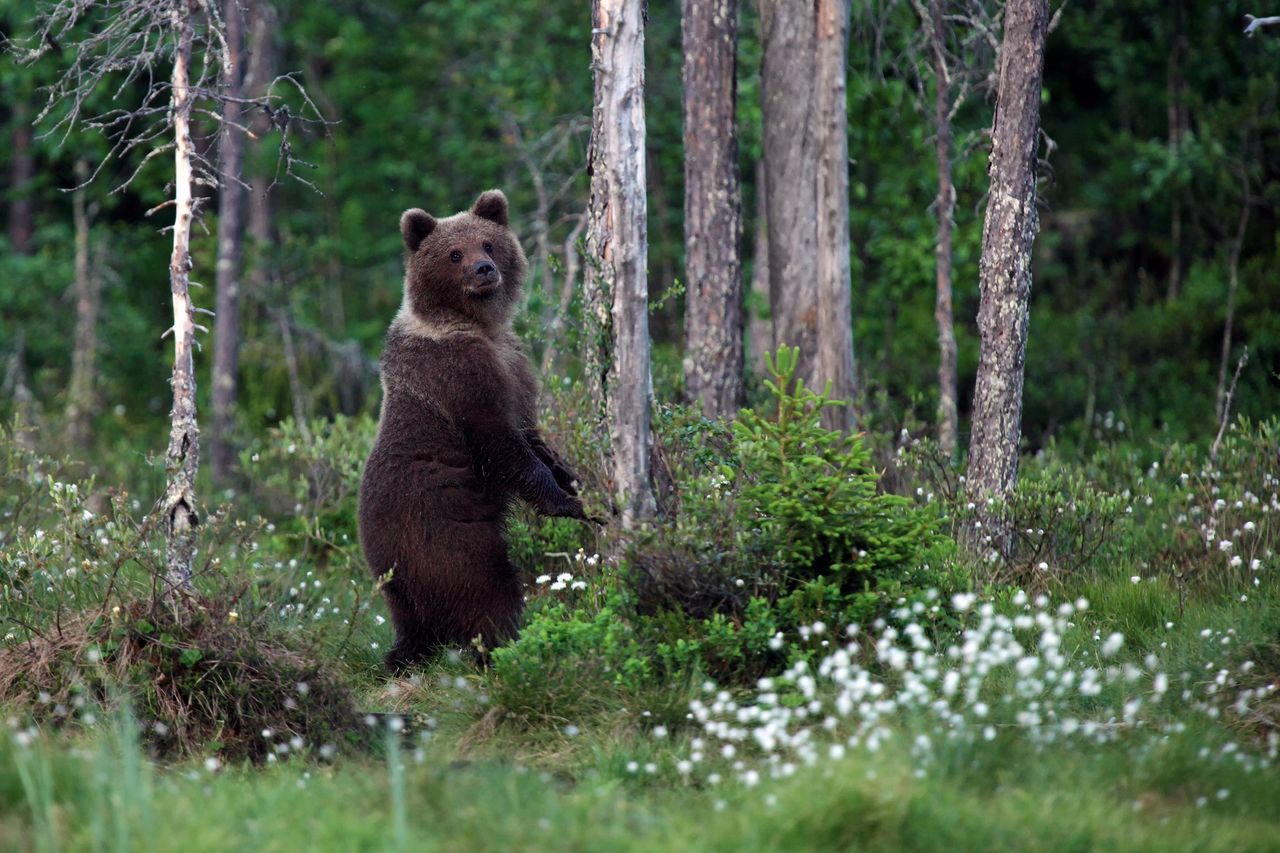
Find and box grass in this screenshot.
[1,709,1276,852]
[1,415,1277,850]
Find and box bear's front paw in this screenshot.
[551,462,580,496]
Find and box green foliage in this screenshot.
[243,415,375,571]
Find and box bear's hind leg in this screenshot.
[382,585,439,672]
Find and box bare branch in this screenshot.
[1243,14,1280,36]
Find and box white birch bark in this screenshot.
[586,0,656,528]
[162,0,200,592]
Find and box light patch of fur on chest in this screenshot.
[391,301,478,341]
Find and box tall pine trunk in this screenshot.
[759,0,855,426]
[210,0,248,483]
[162,1,200,593]
[8,100,35,255]
[681,0,744,417]
[964,0,1049,556]
[759,1,818,384]
[814,0,855,432]
[66,160,100,452]
[586,0,656,528]
[930,0,959,457]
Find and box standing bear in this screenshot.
[359,190,590,670]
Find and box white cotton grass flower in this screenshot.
[670,587,1270,791]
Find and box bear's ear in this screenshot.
[471,190,509,227]
[400,209,436,253]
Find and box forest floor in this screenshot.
[1,407,1278,851]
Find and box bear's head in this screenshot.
[399,190,527,330]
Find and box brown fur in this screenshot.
[359,190,586,670]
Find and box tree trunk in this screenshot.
[66,160,100,452]
[964,0,1049,556]
[586,0,656,528]
[1165,0,1187,303]
[930,0,959,457]
[760,0,856,426]
[1215,171,1250,423]
[8,100,35,255]
[682,0,744,418]
[210,0,248,483]
[747,159,772,372]
[162,1,200,593]
[814,0,855,432]
[759,0,819,387]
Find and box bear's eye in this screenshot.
[482,242,494,255]
[449,250,462,263]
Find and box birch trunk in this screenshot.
[814,0,855,432]
[964,0,1049,556]
[682,0,744,418]
[211,0,247,483]
[162,1,200,593]
[760,0,856,424]
[586,0,656,528]
[930,0,959,457]
[66,160,100,452]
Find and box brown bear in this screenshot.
[358,189,589,671]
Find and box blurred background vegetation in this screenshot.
[1,0,1277,480]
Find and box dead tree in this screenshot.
[19,0,324,593]
[759,0,857,430]
[907,0,1002,456]
[65,160,101,452]
[585,0,656,528]
[1216,168,1251,423]
[681,0,744,418]
[964,0,1049,557]
[928,0,960,457]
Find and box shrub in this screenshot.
[0,427,364,761]
[632,347,948,638]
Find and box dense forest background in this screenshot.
[1,0,1277,474]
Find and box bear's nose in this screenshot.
[473,260,496,277]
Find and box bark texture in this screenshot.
[585,0,656,528]
[759,0,856,426]
[210,0,248,483]
[929,0,959,457]
[965,0,1049,554]
[7,100,35,255]
[66,160,100,452]
[747,159,772,371]
[814,0,855,432]
[162,1,200,593]
[759,1,818,382]
[681,0,743,417]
